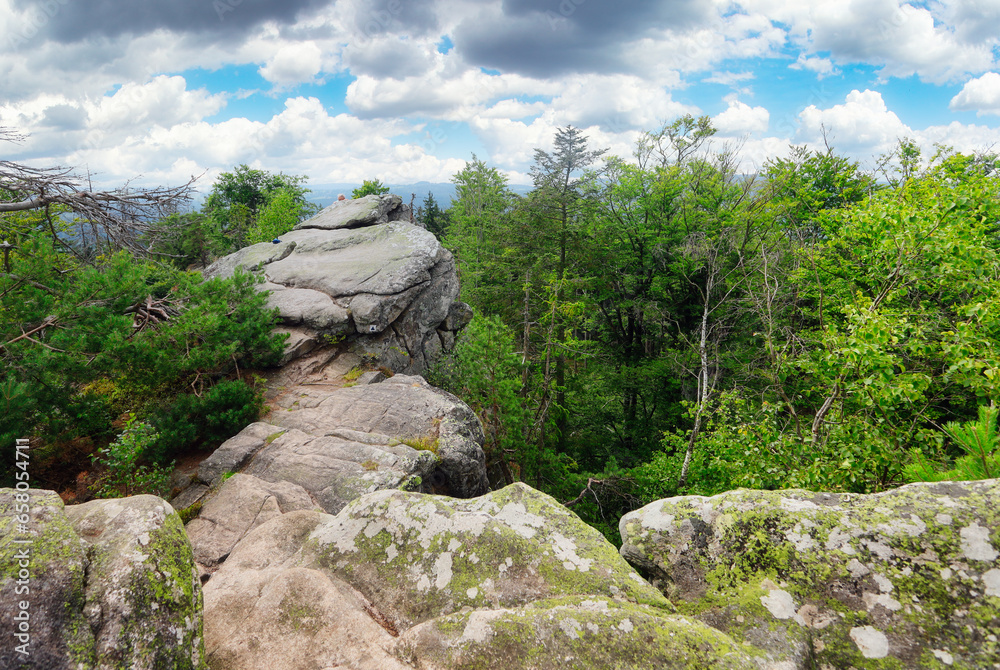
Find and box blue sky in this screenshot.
[1,0,999,194]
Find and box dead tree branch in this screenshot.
[1,127,199,257]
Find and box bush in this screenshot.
[905,405,1000,482]
[90,415,172,498]
[146,379,265,464]
[352,179,390,198]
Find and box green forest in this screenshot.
[427,119,1000,540]
[3,119,1000,542]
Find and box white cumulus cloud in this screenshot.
[259,42,324,86]
[798,89,909,153]
[714,99,770,134]
[950,72,1000,115]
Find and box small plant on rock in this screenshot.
[90,415,173,498]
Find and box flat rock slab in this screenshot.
[296,193,404,230]
[193,421,438,516]
[242,428,437,515]
[265,223,443,299]
[619,479,1000,669]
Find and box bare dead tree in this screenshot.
[0,127,198,258]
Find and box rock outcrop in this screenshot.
[619,480,1000,669]
[204,193,472,374]
[201,483,766,670]
[0,489,204,670]
[177,374,489,569]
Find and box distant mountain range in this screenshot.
[305,182,533,209]
[187,181,533,212]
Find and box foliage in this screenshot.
[905,405,1000,481]
[428,314,530,485]
[416,191,449,239]
[351,179,390,199]
[90,415,172,498]
[145,380,266,464]
[244,188,306,245]
[444,156,519,313]
[203,164,318,250]
[0,230,284,485]
[434,124,1000,545]
[148,212,228,269]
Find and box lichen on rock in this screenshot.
[302,483,672,631]
[397,596,765,670]
[619,479,1000,669]
[0,489,206,670]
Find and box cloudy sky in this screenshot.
[1,0,999,193]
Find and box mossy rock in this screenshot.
[0,490,206,670]
[304,483,672,631]
[620,479,1000,669]
[396,595,764,670]
[0,489,95,669]
[66,495,206,670]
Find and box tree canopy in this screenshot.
[431,124,1000,542]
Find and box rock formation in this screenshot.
[0,490,203,670]
[204,193,472,374]
[620,480,1000,669]
[173,373,491,569]
[6,477,1000,669]
[200,483,765,670]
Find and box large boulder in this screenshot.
[0,489,205,670]
[182,375,487,516]
[204,193,469,375]
[0,489,93,670]
[302,483,670,630]
[619,479,1000,669]
[265,374,489,500]
[201,483,765,670]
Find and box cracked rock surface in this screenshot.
[204,193,471,373]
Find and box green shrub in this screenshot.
[90,415,173,498]
[905,405,1000,482]
[147,379,265,464]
